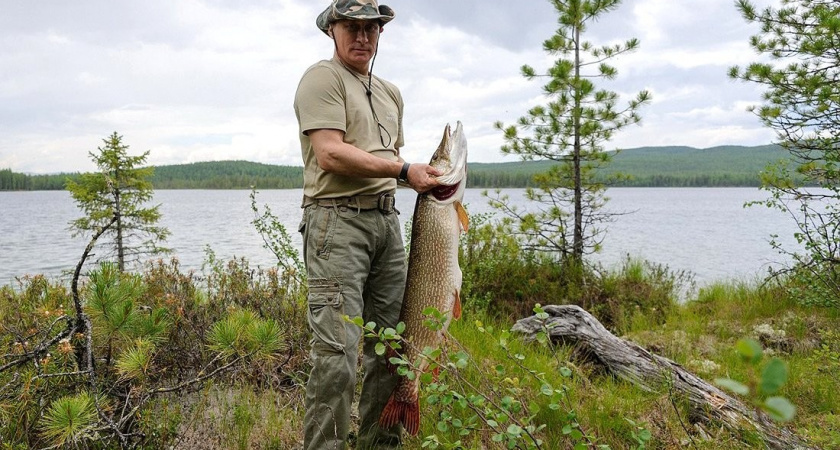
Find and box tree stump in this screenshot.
[511,304,815,450]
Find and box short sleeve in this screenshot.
[395,90,405,150]
[294,64,347,136]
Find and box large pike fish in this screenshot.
[380,122,468,435]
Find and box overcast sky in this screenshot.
[0,0,779,174]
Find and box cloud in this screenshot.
[0,0,779,174]
[395,0,557,52]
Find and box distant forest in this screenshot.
[0,144,794,191]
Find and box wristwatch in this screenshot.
[398,162,410,182]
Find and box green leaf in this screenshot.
[715,378,750,395]
[453,351,469,369]
[735,338,763,364]
[540,384,553,396]
[763,396,796,422]
[375,342,386,356]
[760,358,788,395]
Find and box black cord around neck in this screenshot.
[326,19,392,148]
[334,43,392,148]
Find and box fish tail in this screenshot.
[379,391,420,435]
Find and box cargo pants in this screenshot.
[300,202,405,450]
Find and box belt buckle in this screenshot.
[377,193,395,214]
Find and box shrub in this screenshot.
[587,257,693,334]
[780,262,840,309]
[0,255,307,449]
[461,215,690,333]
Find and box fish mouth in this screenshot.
[430,122,467,201]
[431,181,461,201]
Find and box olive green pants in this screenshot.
[300,203,406,450]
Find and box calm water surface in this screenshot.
[0,188,798,287]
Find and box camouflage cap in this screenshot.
[316,0,395,36]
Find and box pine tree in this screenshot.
[730,0,840,305]
[492,0,650,262]
[67,132,169,272]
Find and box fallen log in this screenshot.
[511,304,815,450]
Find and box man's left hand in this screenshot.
[406,164,442,193]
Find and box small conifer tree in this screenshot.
[67,132,169,272]
[493,0,650,263]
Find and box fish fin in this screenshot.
[453,289,462,320]
[379,392,421,436]
[455,201,469,232]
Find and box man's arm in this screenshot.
[309,128,441,193]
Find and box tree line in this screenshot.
[0,168,80,190]
[1,144,796,191]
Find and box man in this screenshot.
[294,1,440,448]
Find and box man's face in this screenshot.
[332,19,382,72]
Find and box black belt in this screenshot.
[302,191,397,214]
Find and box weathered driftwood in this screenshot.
[511,305,815,450]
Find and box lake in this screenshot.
[0,188,800,287]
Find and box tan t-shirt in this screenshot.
[295,58,405,199]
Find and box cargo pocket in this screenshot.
[307,277,346,354]
[313,206,338,260]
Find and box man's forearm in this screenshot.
[315,140,402,179]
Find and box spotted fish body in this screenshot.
[379,122,468,435]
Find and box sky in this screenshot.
[0,0,780,174]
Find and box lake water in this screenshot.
[0,188,800,287]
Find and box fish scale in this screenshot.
[379,122,468,436]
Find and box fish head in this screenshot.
[427,122,467,203]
